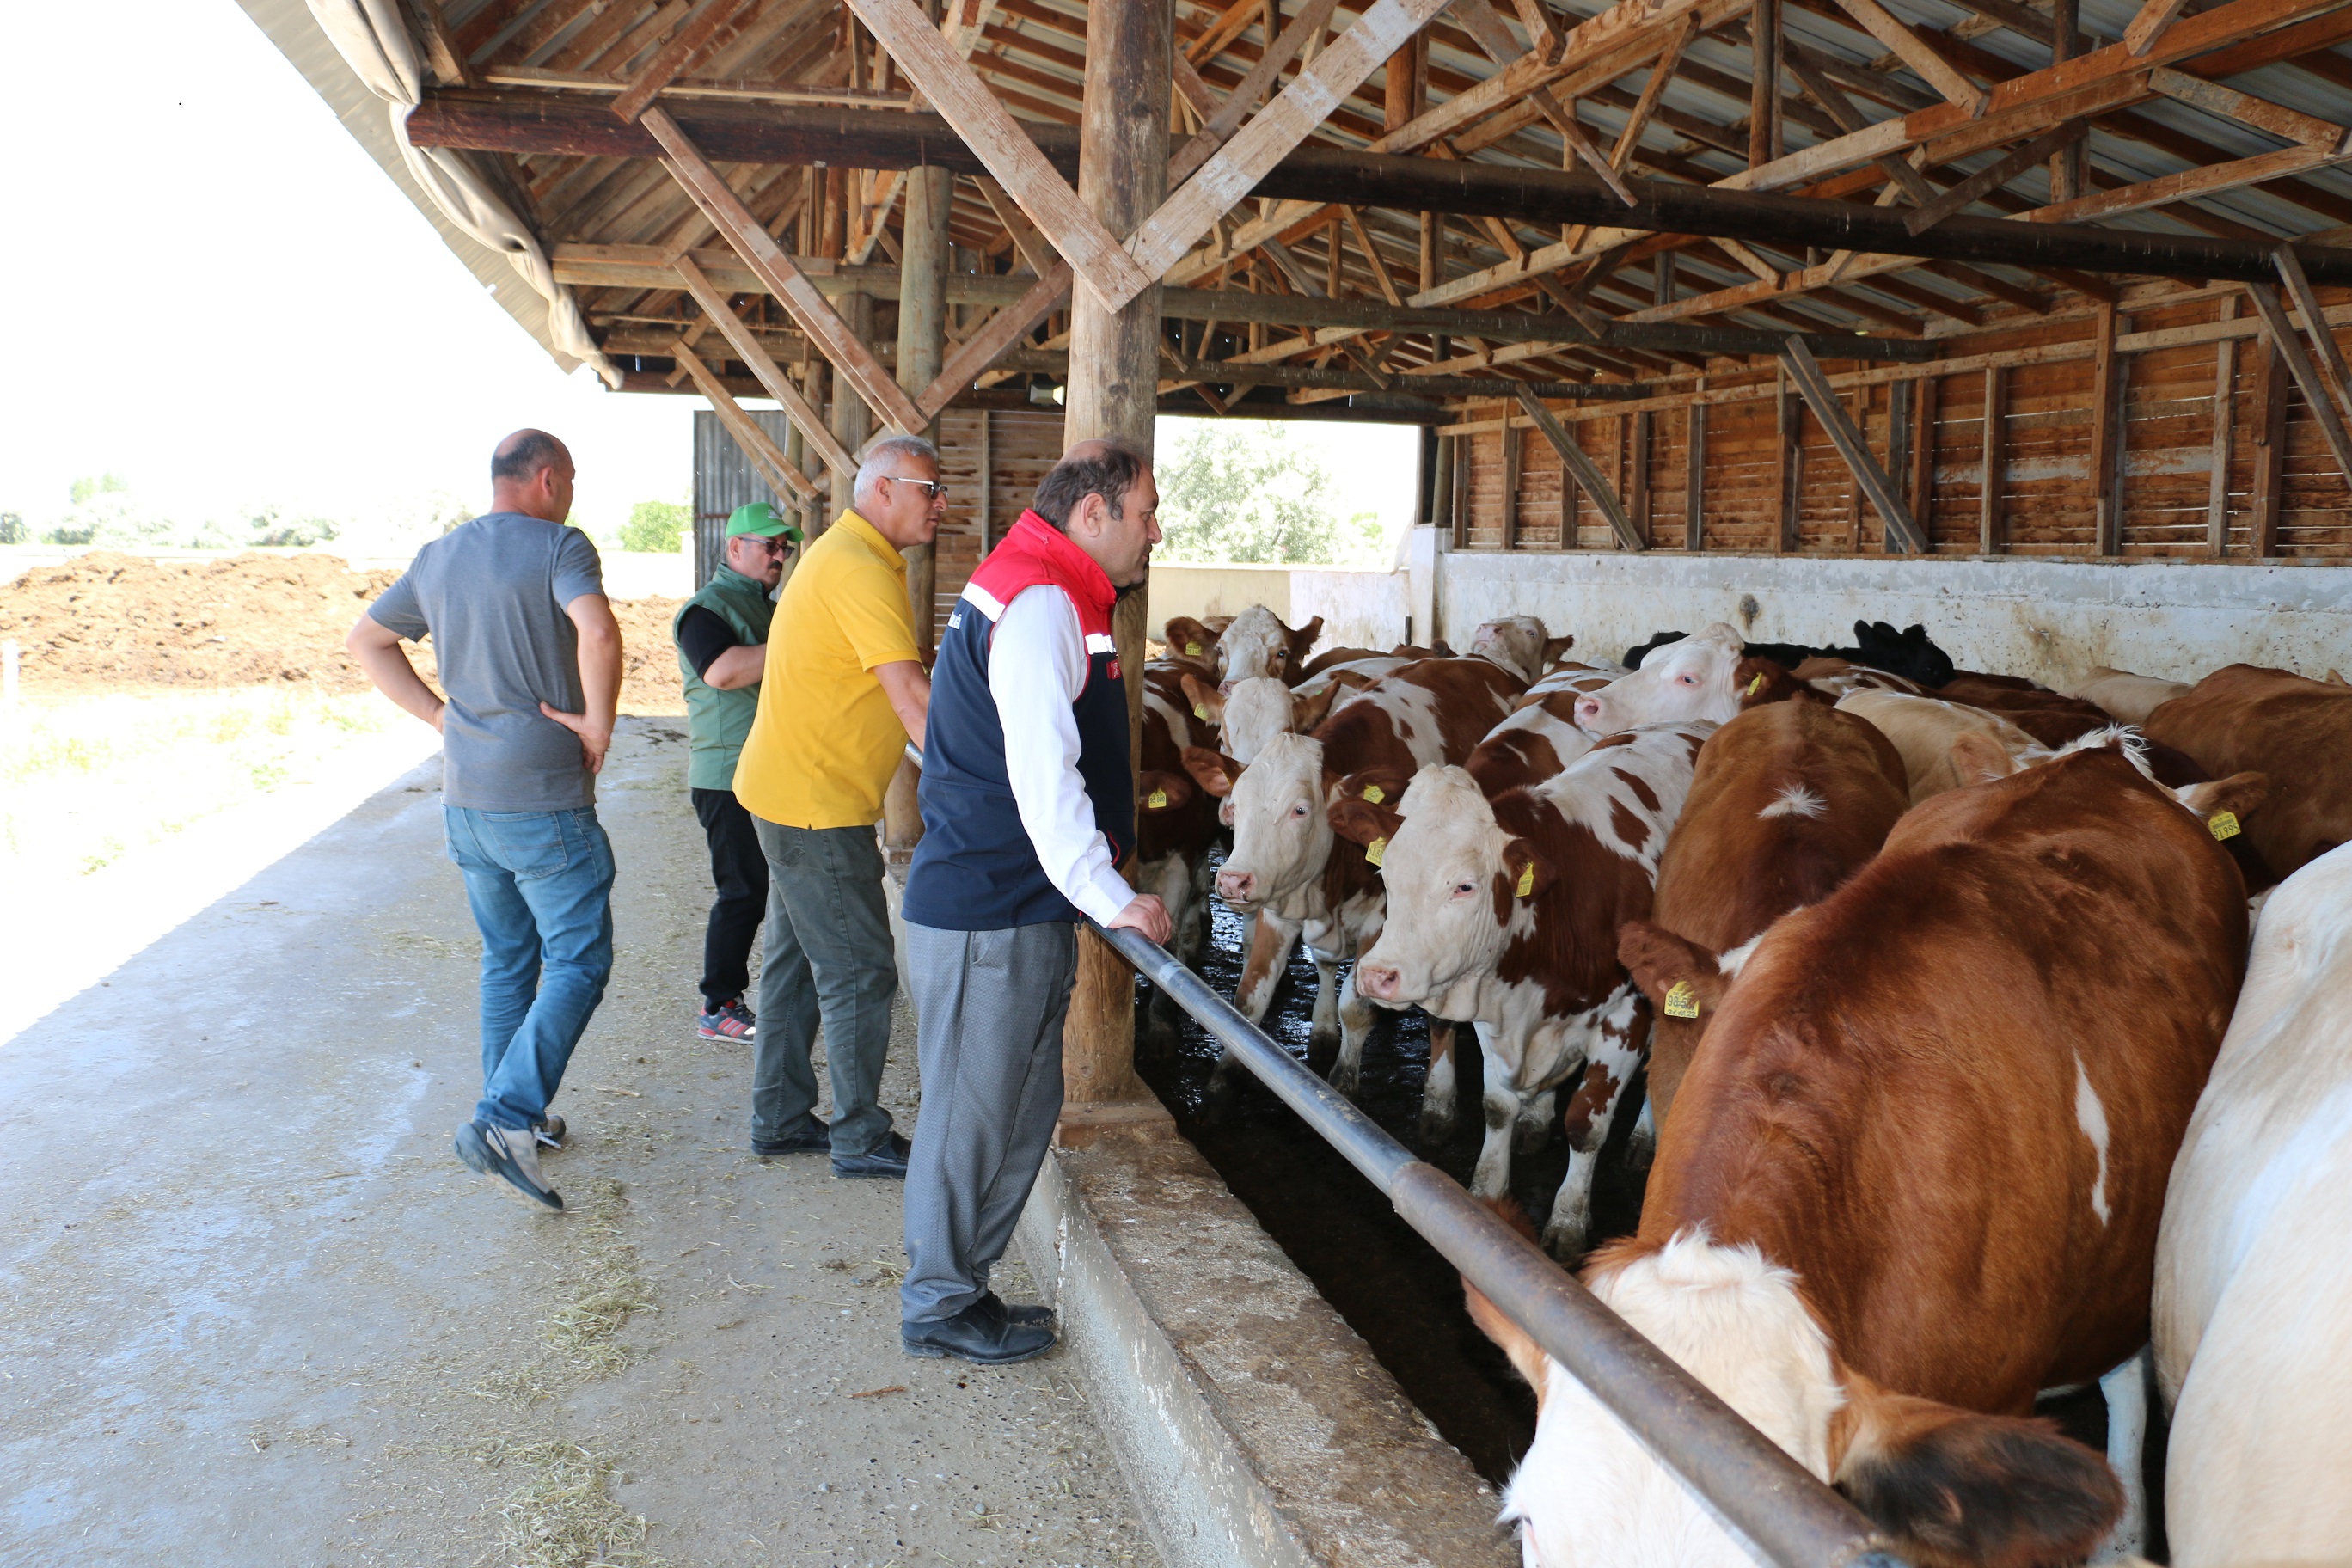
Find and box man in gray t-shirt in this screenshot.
[347,429,622,1212]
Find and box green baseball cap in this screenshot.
[726,501,803,542]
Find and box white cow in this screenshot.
[1467,616,1571,684]
[1211,603,1321,691]
[2153,840,2352,1568]
[1572,622,1747,735]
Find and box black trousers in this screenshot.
[692,787,768,1008]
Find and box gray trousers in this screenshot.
[899,921,1078,1325]
[750,818,897,1158]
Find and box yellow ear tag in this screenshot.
[1362,783,1385,805]
[2208,809,2241,841]
[1663,980,1701,1020]
[1147,788,1168,810]
[1515,861,1535,898]
[1192,703,1209,720]
[1745,671,1765,697]
[1364,836,1387,867]
[1186,641,1204,657]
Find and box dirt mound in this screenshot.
[0,551,686,714]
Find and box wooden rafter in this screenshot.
[672,341,819,504]
[1516,387,1645,550]
[1168,0,1344,185]
[641,105,928,434]
[1452,0,1637,204]
[1780,338,1929,553]
[672,256,859,479]
[612,0,760,123]
[847,0,1001,264]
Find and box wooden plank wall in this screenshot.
[927,407,1066,642]
[1454,294,2352,561]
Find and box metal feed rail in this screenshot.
[899,742,1907,1567]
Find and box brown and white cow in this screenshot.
[2066,666,2192,726]
[1571,622,1747,734]
[1467,616,1576,684]
[1181,671,1363,767]
[1346,722,1711,1254]
[1135,660,1223,972]
[1614,700,1909,1129]
[2144,662,2352,880]
[1834,689,2044,805]
[1337,693,1600,1140]
[1210,603,1324,691]
[1184,658,1522,1095]
[1517,661,1622,710]
[1477,733,2264,1568]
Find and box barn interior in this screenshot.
[246,0,2352,1559]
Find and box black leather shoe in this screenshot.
[832,1130,911,1179]
[974,1289,1056,1327]
[751,1119,832,1156]
[902,1302,1056,1364]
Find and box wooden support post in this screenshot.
[1847,388,1865,554]
[2049,0,2085,201]
[1749,0,1783,171]
[1515,389,1642,552]
[1684,399,1706,551]
[1628,408,1651,545]
[977,409,995,553]
[2208,296,2237,556]
[830,295,875,518]
[1058,0,1169,1122]
[897,162,952,665]
[1886,379,1914,551]
[1502,423,1523,549]
[1910,372,1939,548]
[2249,333,2288,557]
[1774,366,1801,553]
[2090,302,2126,555]
[1781,339,1929,554]
[1980,363,2006,554]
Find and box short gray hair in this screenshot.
[853,434,941,511]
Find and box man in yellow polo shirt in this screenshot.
[732,434,943,1178]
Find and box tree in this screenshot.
[621,499,689,553]
[1155,422,1386,564]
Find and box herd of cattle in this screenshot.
[1128,606,2350,1568]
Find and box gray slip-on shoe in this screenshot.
[456,1120,564,1210]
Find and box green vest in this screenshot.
[674,564,777,790]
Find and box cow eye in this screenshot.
[1453,881,1477,897]
[1677,672,1698,685]
[1289,802,1310,818]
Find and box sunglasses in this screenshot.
[888,475,949,502]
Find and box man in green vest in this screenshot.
[673,502,801,1044]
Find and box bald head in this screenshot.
[490,429,576,524]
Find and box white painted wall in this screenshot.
[1436,552,2352,685]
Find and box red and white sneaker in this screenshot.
[697,999,756,1041]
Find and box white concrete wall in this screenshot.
[1290,570,1409,652]
[1437,552,2352,685]
[1147,564,1292,641]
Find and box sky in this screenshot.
[0,1,1417,551]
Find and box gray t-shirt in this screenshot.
[368,512,606,812]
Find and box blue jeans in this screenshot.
[444,806,616,1131]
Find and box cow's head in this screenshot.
[1732,655,1827,709]
[1575,622,1745,735]
[1214,605,1323,692]
[1468,616,1553,684]
[1208,731,1333,910]
[1219,674,1347,764]
[1162,615,1219,666]
[1471,1230,2122,1568]
[1350,767,1550,1018]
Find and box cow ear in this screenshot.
[1464,1278,1549,1399]
[1542,634,1576,666]
[1181,745,1244,799]
[1179,671,1224,725]
[1291,680,1342,732]
[1335,766,1412,812]
[1202,613,1235,634]
[1834,1379,2122,1568]
[1502,838,1554,900]
[1733,656,1792,708]
[1136,769,1194,812]
[1289,615,1325,660]
[2173,769,2267,832]
[1328,797,1402,853]
[1948,730,2018,787]
[1164,616,1216,661]
[1618,921,1730,1020]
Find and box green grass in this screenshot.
[0,688,392,883]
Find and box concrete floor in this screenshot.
[0,716,1161,1568]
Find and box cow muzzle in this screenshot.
[1356,961,1404,1001]
[1574,695,1608,731]
[1214,867,1258,906]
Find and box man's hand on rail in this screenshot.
[1106,894,1173,946]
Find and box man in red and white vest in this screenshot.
[898,438,1173,1365]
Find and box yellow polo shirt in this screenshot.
[732,509,921,829]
